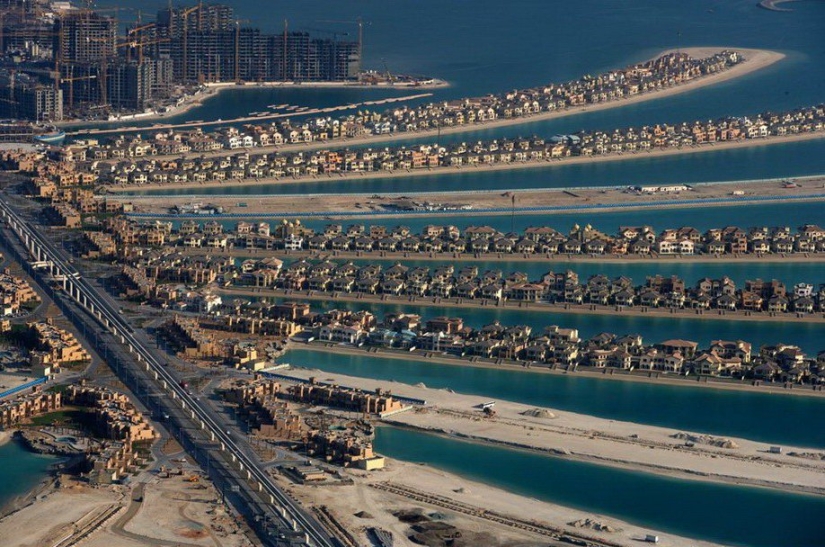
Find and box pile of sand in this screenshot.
[569,518,620,533]
[672,432,740,449]
[520,408,557,419]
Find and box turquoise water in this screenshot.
[273,298,822,351]
[282,348,825,448]
[0,440,57,511]
[374,427,825,547]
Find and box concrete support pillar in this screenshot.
[190,410,195,419]
[246,470,251,480]
[231,454,236,463]
[220,442,225,451]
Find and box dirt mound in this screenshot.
[354,510,374,519]
[394,508,429,524]
[569,518,620,533]
[671,432,739,449]
[521,408,556,419]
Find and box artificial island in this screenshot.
[0,2,824,547]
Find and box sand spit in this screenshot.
[281,367,825,494]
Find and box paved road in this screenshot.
[0,192,340,547]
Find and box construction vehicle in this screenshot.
[187,474,200,482]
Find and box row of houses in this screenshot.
[0,268,40,316]
[92,216,825,260]
[90,51,741,159]
[0,386,62,429]
[65,381,156,443]
[225,376,404,419]
[28,319,91,367]
[249,260,824,314]
[82,103,824,188]
[162,299,825,383]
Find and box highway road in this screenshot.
[0,194,341,547]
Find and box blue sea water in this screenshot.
[0,441,57,512]
[281,348,825,448]
[375,427,825,547]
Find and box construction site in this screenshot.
[0,1,363,121]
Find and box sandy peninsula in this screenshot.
[281,367,825,493]
[117,175,825,221]
[96,47,784,158]
[277,366,825,547]
[264,47,786,155]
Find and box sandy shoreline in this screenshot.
[286,343,825,399]
[117,175,825,221]
[280,367,825,491]
[109,129,824,195]
[221,286,825,324]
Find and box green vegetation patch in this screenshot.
[29,408,95,429]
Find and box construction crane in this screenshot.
[316,18,368,74]
[180,3,203,83]
[60,72,97,110]
[381,58,395,85]
[118,36,170,64]
[127,22,157,37]
[233,19,250,83]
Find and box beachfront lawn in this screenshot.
[28,408,95,429]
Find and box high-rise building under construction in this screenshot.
[148,4,361,83]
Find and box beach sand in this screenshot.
[278,366,823,547]
[289,460,728,547]
[281,367,825,493]
[116,175,825,219]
